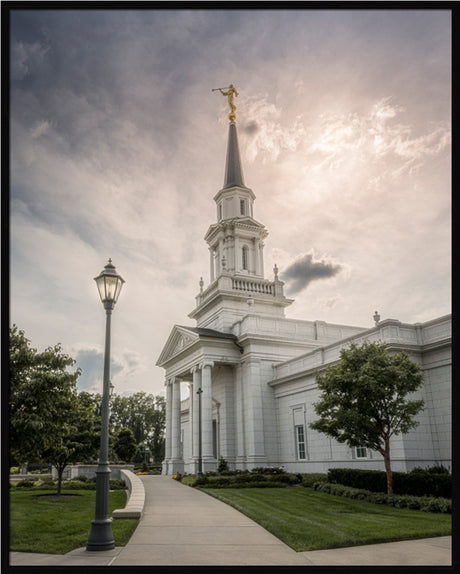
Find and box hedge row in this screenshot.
[327,467,451,499]
[182,472,301,488]
[313,481,451,514]
[11,478,127,490]
[300,473,328,487]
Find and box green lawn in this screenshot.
[9,489,138,554]
[202,487,452,552]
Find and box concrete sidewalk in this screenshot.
[9,475,452,566]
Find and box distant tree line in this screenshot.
[9,325,165,492]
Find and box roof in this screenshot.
[178,325,238,341]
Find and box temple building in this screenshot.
[156,93,451,476]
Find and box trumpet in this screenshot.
[212,87,228,92]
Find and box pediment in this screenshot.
[204,217,266,242]
[156,325,199,366]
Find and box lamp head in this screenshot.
[94,259,125,306]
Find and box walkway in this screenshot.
[9,475,452,566]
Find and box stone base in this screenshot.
[162,459,184,475]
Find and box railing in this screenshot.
[231,278,274,295]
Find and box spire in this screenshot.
[223,121,246,189]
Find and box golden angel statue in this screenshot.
[212,84,239,121]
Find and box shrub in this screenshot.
[217,458,229,473]
[327,467,451,498]
[10,467,20,475]
[60,480,95,490]
[267,473,300,485]
[251,467,285,475]
[16,480,35,488]
[110,479,127,490]
[313,482,451,514]
[427,464,450,474]
[300,473,328,488]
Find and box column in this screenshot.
[201,361,215,466]
[235,363,246,467]
[162,379,172,474]
[187,382,193,472]
[209,248,215,282]
[259,241,265,278]
[191,366,201,463]
[253,239,260,276]
[171,378,182,473]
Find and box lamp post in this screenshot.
[196,387,203,477]
[87,259,125,552]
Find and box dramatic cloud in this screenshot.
[9,9,451,396]
[282,251,345,295]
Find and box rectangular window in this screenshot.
[295,425,306,460]
[356,446,368,459]
[242,247,248,270]
[240,199,245,215]
[219,204,223,220]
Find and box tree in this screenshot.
[110,392,165,463]
[309,341,425,494]
[9,325,82,465]
[113,428,137,462]
[43,392,98,494]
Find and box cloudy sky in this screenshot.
[9,8,451,398]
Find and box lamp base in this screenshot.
[86,518,115,551]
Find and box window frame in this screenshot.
[295,424,307,460]
[355,446,368,459]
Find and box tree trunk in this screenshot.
[383,437,393,494]
[57,465,65,495]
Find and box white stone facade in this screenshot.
[157,118,451,476]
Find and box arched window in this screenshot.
[242,246,248,270]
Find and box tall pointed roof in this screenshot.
[223,121,246,189]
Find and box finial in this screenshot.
[373,311,381,325]
[212,84,239,121]
[274,264,279,280]
[199,277,204,293]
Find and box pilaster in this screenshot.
[243,358,266,467]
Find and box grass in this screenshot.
[9,488,139,554]
[202,487,452,552]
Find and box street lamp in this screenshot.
[87,259,125,552]
[196,387,203,478]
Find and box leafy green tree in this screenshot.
[9,325,81,465]
[43,393,98,494]
[113,428,137,462]
[110,392,165,463]
[310,341,425,494]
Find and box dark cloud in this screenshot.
[282,252,343,295]
[243,120,260,135]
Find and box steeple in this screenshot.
[189,87,293,331]
[223,121,246,189]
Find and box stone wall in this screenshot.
[51,464,135,480]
